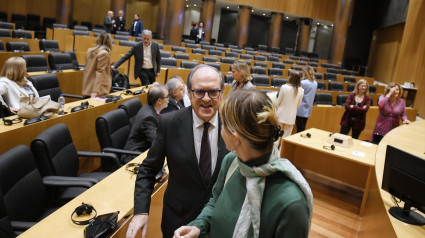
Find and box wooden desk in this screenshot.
[27,70,85,96]
[281,128,378,215]
[0,38,39,52]
[19,152,167,238]
[0,52,49,70]
[359,120,425,237]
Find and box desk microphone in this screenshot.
[300,133,311,138]
[323,145,335,150]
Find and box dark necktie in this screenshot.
[199,122,211,185]
[157,113,160,119]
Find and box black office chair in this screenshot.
[183,39,196,44]
[209,50,222,56]
[251,75,270,87]
[203,62,221,71]
[174,53,189,60]
[244,47,254,51]
[185,43,198,49]
[63,51,84,69]
[254,55,266,61]
[296,61,307,66]
[369,85,376,94]
[73,30,89,36]
[96,109,140,165]
[251,67,267,75]
[268,56,279,62]
[258,44,268,52]
[12,30,32,39]
[203,56,218,62]
[39,39,60,52]
[317,81,327,91]
[240,54,253,60]
[271,46,280,53]
[21,55,49,72]
[324,73,337,81]
[0,145,94,235]
[115,35,129,41]
[290,56,300,61]
[337,95,349,106]
[92,28,105,34]
[347,84,356,92]
[215,47,226,52]
[314,73,323,80]
[272,62,285,69]
[315,93,333,105]
[6,42,30,52]
[172,46,186,53]
[27,74,84,102]
[160,51,171,58]
[268,68,283,76]
[115,31,129,36]
[119,40,138,47]
[52,23,67,29]
[201,44,214,50]
[180,61,198,69]
[291,66,303,71]
[192,48,206,55]
[283,59,294,64]
[0,22,13,29]
[284,48,294,55]
[0,40,4,52]
[11,14,26,29]
[225,52,238,58]
[161,58,177,68]
[80,21,92,31]
[221,57,235,64]
[73,25,89,31]
[271,78,288,87]
[118,98,143,127]
[231,48,243,54]
[300,57,310,62]
[254,62,267,68]
[309,62,318,67]
[48,53,75,70]
[43,17,56,29]
[328,82,344,92]
[344,76,356,83]
[224,75,234,84]
[327,68,338,74]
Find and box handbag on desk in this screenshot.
[17,95,60,119]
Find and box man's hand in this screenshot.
[173,226,201,238]
[156,72,160,78]
[126,214,149,238]
[111,65,115,69]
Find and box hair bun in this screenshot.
[269,125,284,142]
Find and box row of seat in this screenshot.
[0,39,60,52]
[0,13,56,30]
[20,53,81,72]
[0,29,33,39]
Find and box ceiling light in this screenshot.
[252,10,254,12]
[331,24,334,27]
[227,6,229,9]
[317,22,320,25]
[194,4,196,6]
[286,16,289,19]
[263,13,265,16]
[186,5,189,7]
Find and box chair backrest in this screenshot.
[268,68,283,76]
[30,123,80,177]
[315,93,333,105]
[6,42,30,52]
[258,44,268,52]
[160,58,177,68]
[201,44,214,50]
[291,66,303,71]
[251,75,270,87]
[43,17,56,29]
[39,39,60,52]
[0,22,13,29]
[317,81,327,90]
[0,40,3,52]
[369,85,376,94]
[296,61,306,65]
[192,48,206,55]
[324,72,337,81]
[12,30,32,39]
[284,48,294,55]
[337,95,348,106]
[73,30,89,36]
[203,56,218,62]
[214,43,224,47]
[271,46,280,53]
[309,62,318,67]
[185,43,198,48]
[115,31,129,36]
[27,73,62,102]
[73,25,88,31]
[172,46,186,53]
[254,55,266,61]
[64,51,79,67]
[96,109,131,153]
[328,82,344,91]
[160,51,171,58]
[81,21,92,30]
[268,56,279,62]
[92,28,105,33]
[225,51,238,58]
[118,98,143,127]
[271,78,288,87]
[251,67,267,75]
[246,50,257,56]
[209,50,222,56]
[327,68,338,74]
[114,34,129,41]
[174,53,189,60]
[244,47,254,51]
[254,62,267,67]
[53,23,67,29]
[314,73,323,80]
[183,39,196,44]
[203,62,221,71]
[347,84,356,92]
[221,57,235,64]
[283,59,293,64]
[224,75,234,84]
[240,54,252,60]
[180,61,198,69]
[272,62,285,69]
[290,56,300,61]
[48,53,74,70]
[21,55,49,72]
[215,47,226,52]
[344,76,356,83]
[119,40,137,47]
[0,145,46,223]
[11,14,26,29]
[231,48,243,53]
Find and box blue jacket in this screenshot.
[129,19,143,36]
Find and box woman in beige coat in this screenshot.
[82,32,112,98]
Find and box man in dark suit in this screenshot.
[114,10,126,33]
[161,76,185,114]
[189,23,198,41]
[104,10,114,33]
[121,85,169,163]
[125,65,228,238]
[112,29,161,86]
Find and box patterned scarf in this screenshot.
[232,147,313,238]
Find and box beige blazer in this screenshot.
[276,84,304,125]
[0,77,39,109]
[82,49,112,96]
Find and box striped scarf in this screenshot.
[232,147,313,238]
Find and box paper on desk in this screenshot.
[360,141,373,147]
[352,150,365,158]
[91,97,107,102]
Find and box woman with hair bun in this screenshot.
[174,90,312,238]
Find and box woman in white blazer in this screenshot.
[276,70,304,140]
[0,57,39,113]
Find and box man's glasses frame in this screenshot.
[191,89,222,99]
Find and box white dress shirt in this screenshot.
[142,43,153,69]
[192,110,219,175]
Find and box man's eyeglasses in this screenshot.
[191,89,222,99]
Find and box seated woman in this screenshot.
[82,32,113,98]
[370,82,410,143]
[0,57,39,114]
[339,79,371,139]
[174,90,313,238]
[228,60,255,94]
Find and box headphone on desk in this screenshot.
[126,163,141,174]
[71,203,97,225]
[323,145,335,150]
[300,133,311,138]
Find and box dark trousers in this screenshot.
[139,68,155,86]
[340,125,362,139]
[295,116,309,133]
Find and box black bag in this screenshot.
[84,211,119,238]
[0,103,12,119]
[112,73,130,89]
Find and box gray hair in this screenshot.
[165,77,183,96]
[147,84,166,106]
[141,29,152,37]
[186,64,224,91]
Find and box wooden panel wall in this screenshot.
[0,0,57,22]
[73,0,111,26]
[223,0,337,22]
[126,0,159,33]
[367,24,404,85]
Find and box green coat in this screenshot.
[189,152,310,238]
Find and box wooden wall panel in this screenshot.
[126,0,159,33]
[73,0,110,26]
[0,0,57,23]
[368,24,404,85]
[223,0,337,22]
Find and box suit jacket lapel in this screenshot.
[177,107,201,176]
